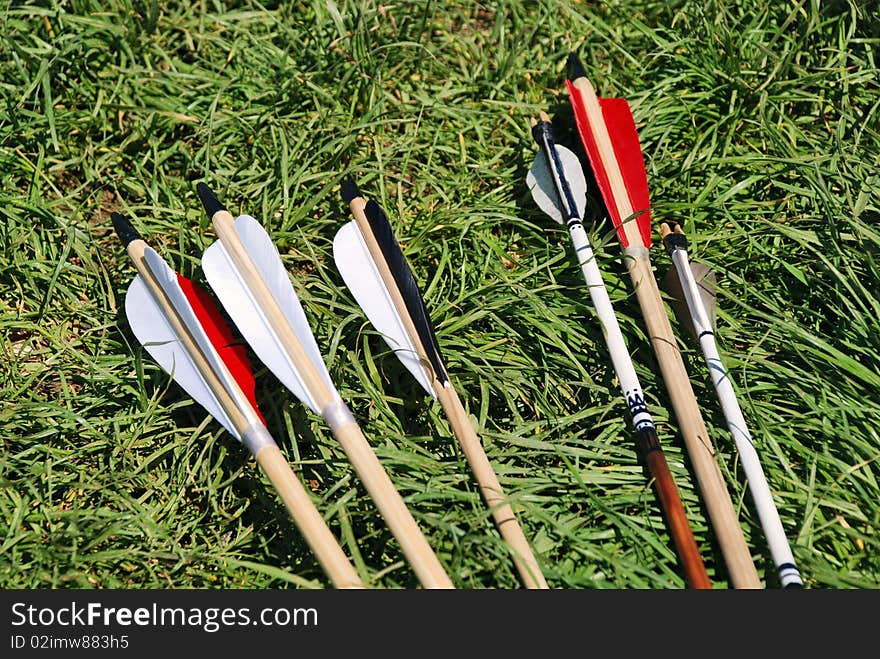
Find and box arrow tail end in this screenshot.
[112,213,142,247]
[567,51,587,81]
[600,98,653,248]
[197,182,226,218]
[340,178,363,204]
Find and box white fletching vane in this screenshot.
[201,214,337,414]
[333,221,436,397]
[124,273,239,439]
[142,248,251,414]
[526,144,588,223]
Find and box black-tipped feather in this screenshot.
[362,200,448,385]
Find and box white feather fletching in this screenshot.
[142,248,252,418]
[125,271,240,439]
[526,144,588,224]
[201,214,337,414]
[333,221,436,397]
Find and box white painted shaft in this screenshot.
[569,223,654,432]
[671,248,802,587]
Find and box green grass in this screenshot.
[1,0,878,589]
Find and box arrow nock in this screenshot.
[196,182,226,219]
[659,220,688,254]
[111,213,142,247]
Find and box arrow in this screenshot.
[565,51,762,588]
[333,179,549,589]
[111,213,363,589]
[660,221,804,588]
[195,184,454,589]
[527,113,711,588]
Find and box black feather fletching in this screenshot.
[362,199,448,385]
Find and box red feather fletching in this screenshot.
[566,81,653,249]
[176,274,266,425]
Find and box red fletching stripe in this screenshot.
[566,81,653,249]
[176,274,266,425]
[602,97,652,249]
[567,79,621,244]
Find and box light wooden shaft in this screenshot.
[348,197,548,589]
[435,385,549,589]
[254,444,364,588]
[125,240,364,589]
[211,209,453,588]
[569,76,761,588]
[627,257,761,588]
[332,421,454,588]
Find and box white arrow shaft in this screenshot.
[569,223,655,432]
[670,248,802,587]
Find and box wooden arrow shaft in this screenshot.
[639,429,712,589]
[125,240,364,589]
[626,255,761,588]
[331,420,453,588]
[347,197,548,589]
[254,444,364,588]
[210,209,453,588]
[435,384,549,589]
